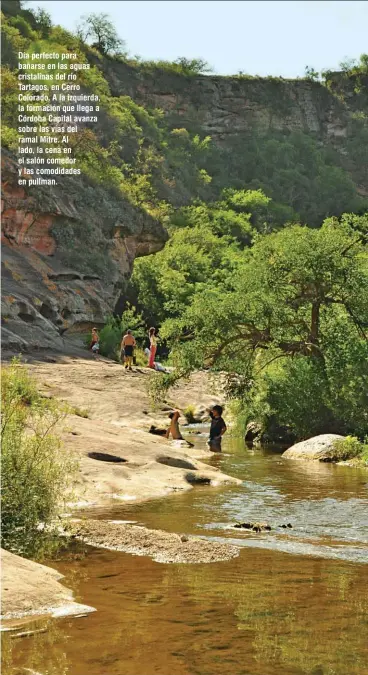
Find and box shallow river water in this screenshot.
[3,434,368,675]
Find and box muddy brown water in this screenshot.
[3,434,368,675]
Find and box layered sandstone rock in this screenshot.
[1,150,168,350]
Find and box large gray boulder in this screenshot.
[282,434,345,461]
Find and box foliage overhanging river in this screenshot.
[3,431,368,675]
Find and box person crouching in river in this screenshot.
[121,329,136,371]
[148,327,157,368]
[208,405,227,451]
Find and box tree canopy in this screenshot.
[76,12,126,55]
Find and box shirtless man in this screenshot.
[121,329,136,371]
[90,327,99,356]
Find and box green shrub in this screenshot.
[133,347,148,367]
[98,317,121,360]
[1,360,77,559]
[70,406,89,419]
[98,305,147,361]
[331,436,368,462]
[8,15,36,39]
[183,404,196,424]
[148,371,177,407]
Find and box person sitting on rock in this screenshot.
[208,405,227,451]
[121,329,136,371]
[165,410,184,440]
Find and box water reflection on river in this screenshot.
[3,435,368,675]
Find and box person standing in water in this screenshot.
[148,327,157,368]
[121,329,136,371]
[208,405,227,451]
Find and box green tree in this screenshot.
[161,214,368,438]
[34,7,52,38]
[76,12,126,55]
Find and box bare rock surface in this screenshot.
[7,356,240,508]
[1,150,167,351]
[0,549,95,623]
[283,434,345,461]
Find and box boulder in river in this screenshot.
[282,434,345,461]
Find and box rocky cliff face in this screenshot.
[1,151,167,351]
[2,55,366,352]
[100,61,350,143]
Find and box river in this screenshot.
[3,433,368,675]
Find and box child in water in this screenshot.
[208,405,227,451]
[165,410,183,440]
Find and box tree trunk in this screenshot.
[310,301,320,345]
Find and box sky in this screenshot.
[28,0,367,78]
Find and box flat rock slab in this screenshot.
[282,434,345,461]
[1,549,95,624]
[75,520,239,564]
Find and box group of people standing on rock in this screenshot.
[121,326,157,370]
[89,326,158,370]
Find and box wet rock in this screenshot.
[233,522,271,532]
[149,425,167,437]
[244,420,296,445]
[244,422,262,444]
[185,473,211,485]
[282,434,345,461]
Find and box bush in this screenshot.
[183,404,196,423]
[98,317,121,360]
[1,360,76,559]
[97,305,147,361]
[148,371,177,407]
[331,436,368,462]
